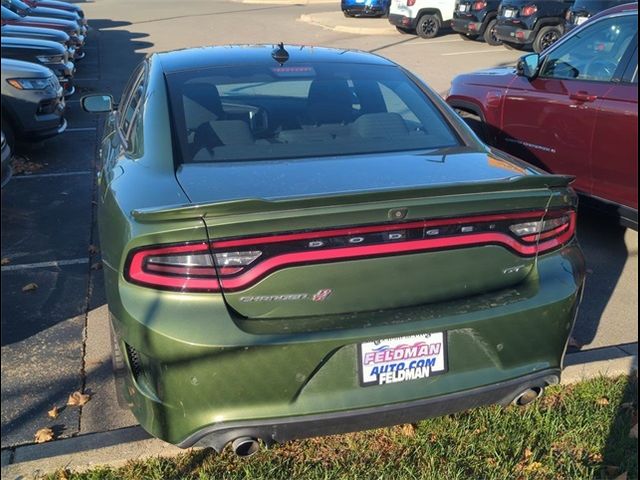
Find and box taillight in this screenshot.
[126,210,575,292]
[472,0,487,10]
[510,211,575,253]
[407,0,416,6]
[521,4,537,16]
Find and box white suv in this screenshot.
[388,0,456,38]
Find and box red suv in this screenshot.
[446,3,638,228]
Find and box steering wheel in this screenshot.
[583,58,618,81]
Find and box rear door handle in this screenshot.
[569,91,597,102]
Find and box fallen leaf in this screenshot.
[22,283,38,292]
[523,447,533,460]
[596,397,610,406]
[47,406,59,419]
[400,424,416,437]
[90,262,102,271]
[629,423,638,439]
[614,473,628,480]
[11,156,44,175]
[34,427,55,443]
[588,452,604,463]
[1,258,10,266]
[67,391,91,407]
[88,245,99,254]
[524,461,543,473]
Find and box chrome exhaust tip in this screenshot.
[231,437,260,457]
[513,386,544,406]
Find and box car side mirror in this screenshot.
[516,53,541,80]
[81,94,114,113]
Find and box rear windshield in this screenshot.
[165,62,460,163]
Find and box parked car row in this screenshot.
[1,0,88,185]
[386,0,630,52]
[447,2,638,228]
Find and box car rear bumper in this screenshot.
[388,13,417,29]
[180,368,561,450]
[495,23,535,44]
[452,17,483,35]
[108,242,585,447]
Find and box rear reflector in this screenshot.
[125,209,576,292]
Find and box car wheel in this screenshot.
[459,33,479,41]
[533,26,562,53]
[396,26,414,34]
[417,14,441,39]
[483,18,501,46]
[343,10,351,17]
[2,118,15,153]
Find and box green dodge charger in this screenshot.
[82,44,585,456]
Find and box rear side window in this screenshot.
[165,63,459,163]
[540,14,638,82]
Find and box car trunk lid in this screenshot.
[139,150,575,318]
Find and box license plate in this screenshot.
[575,15,589,25]
[504,8,516,17]
[359,332,447,387]
[458,4,469,12]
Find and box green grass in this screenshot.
[49,375,637,480]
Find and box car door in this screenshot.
[500,13,637,197]
[99,63,145,198]
[589,41,637,210]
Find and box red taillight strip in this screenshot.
[218,211,576,291]
[212,211,547,249]
[125,210,576,293]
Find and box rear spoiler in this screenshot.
[131,175,574,223]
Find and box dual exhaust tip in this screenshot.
[231,437,261,457]
[227,386,545,457]
[512,386,544,406]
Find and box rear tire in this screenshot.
[416,14,441,39]
[2,117,15,153]
[459,32,479,41]
[483,18,501,46]
[533,25,562,53]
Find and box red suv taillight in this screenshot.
[472,1,487,10]
[521,4,537,16]
[407,0,417,6]
[126,210,576,292]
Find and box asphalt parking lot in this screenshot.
[1,0,637,454]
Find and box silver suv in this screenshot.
[1,58,66,150]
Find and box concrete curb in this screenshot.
[299,13,397,36]
[1,347,637,479]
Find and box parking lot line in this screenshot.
[441,49,504,56]
[1,258,89,272]
[11,171,92,179]
[396,38,465,45]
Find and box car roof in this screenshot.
[156,44,396,74]
[589,1,638,21]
